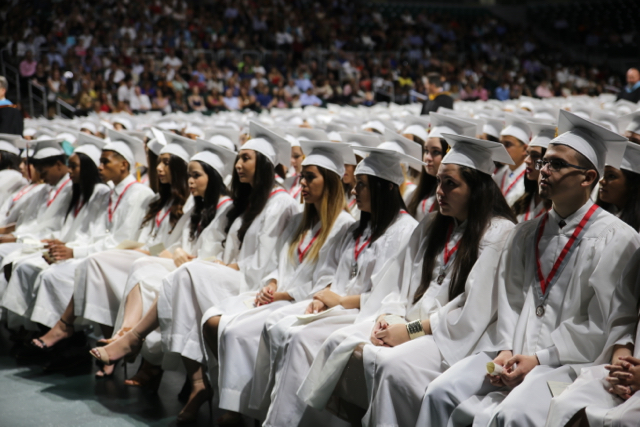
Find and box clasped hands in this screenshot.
[42,239,73,263]
[605,356,640,400]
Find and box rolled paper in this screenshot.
[486,362,504,376]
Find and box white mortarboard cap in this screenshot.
[428,112,477,139]
[354,146,425,186]
[57,132,78,144]
[528,122,556,149]
[33,138,65,160]
[148,127,167,156]
[380,128,422,160]
[112,117,132,130]
[160,131,197,163]
[327,131,342,142]
[23,127,37,137]
[551,110,627,176]
[207,128,240,151]
[619,111,640,135]
[184,124,205,139]
[21,148,34,159]
[360,120,387,134]
[441,133,514,175]
[192,139,237,179]
[620,142,640,174]
[104,129,147,170]
[283,127,329,142]
[74,133,106,166]
[339,132,381,158]
[533,107,559,122]
[0,134,22,155]
[401,116,430,141]
[80,121,98,134]
[244,121,290,166]
[482,118,504,139]
[500,114,532,144]
[122,130,147,141]
[591,111,619,134]
[300,141,356,177]
[285,134,300,148]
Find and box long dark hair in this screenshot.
[597,169,640,232]
[146,150,159,193]
[0,151,21,171]
[189,161,229,240]
[352,174,407,244]
[224,150,275,246]
[408,138,449,217]
[141,154,189,232]
[512,148,552,217]
[413,166,517,304]
[66,153,102,219]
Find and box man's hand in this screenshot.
[501,354,539,388]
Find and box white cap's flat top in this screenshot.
[441,133,514,175]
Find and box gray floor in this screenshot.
[0,327,237,427]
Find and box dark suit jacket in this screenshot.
[616,86,640,104]
[421,92,454,115]
[0,105,23,135]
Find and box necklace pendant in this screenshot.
[350,261,358,279]
[436,273,445,284]
[536,305,545,317]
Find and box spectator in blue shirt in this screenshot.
[256,86,273,108]
[300,87,322,107]
[495,82,511,100]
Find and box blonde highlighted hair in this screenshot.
[288,166,347,264]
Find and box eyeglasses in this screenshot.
[534,159,589,172]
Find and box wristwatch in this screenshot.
[406,319,425,340]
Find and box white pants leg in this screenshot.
[1,254,47,321]
[30,259,81,327]
[416,352,500,427]
[74,249,147,326]
[361,335,447,427]
[486,365,576,427]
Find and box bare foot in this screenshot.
[177,379,213,424]
[96,327,131,346]
[32,319,74,349]
[89,330,142,364]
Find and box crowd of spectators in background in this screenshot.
[0,0,633,118]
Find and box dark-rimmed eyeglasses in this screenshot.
[535,159,588,172]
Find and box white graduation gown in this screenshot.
[26,176,154,328]
[493,163,526,207]
[0,183,44,227]
[1,183,111,329]
[283,174,304,212]
[73,196,191,327]
[516,196,548,223]
[254,212,418,427]
[216,211,354,417]
[402,180,417,206]
[414,194,437,223]
[545,247,640,427]
[0,169,28,208]
[111,197,233,365]
[157,189,298,370]
[416,201,640,427]
[347,195,360,221]
[298,215,514,427]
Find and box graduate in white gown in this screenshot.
[0,148,45,230]
[298,135,518,427]
[417,110,640,427]
[493,114,532,207]
[512,122,554,223]
[0,133,28,207]
[378,129,422,206]
[85,121,298,424]
[407,112,477,222]
[252,147,418,427]
[89,139,237,381]
[25,131,154,351]
[339,132,381,221]
[544,142,640,427]
[205,141,356,424]
[1,134,110,331]
[29,130,191,372]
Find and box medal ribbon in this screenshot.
[9,184,37,210]
[270,188,286,197]
[47,178,71,207]
[348,198,357,209]
[297,228,321,263]
[535,204,599,295]
[73,199,85,217]
[108,181,136,223]
[500,169,526,196]
[217,197,232,209]
[155,206,171,229]
[524,199,548,222]
[354,234,372,262]
[443,223,461,266]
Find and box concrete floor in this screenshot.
[0,327,233,427]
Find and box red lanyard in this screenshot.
[47,178,71,207]
[73,200,85,217]
[500,169,526,196]
[444,223,461,266]
[421,197,436,213]
[155,207,171,229]
[10,184,37,209]
[217,197,232,209]
[535,204,599,294]
[524,200,547,222]
[270,188,286,197]
[348,198,357,208]
[298,228,321,263]
[354,234,372,262]
[108,181,136,223]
